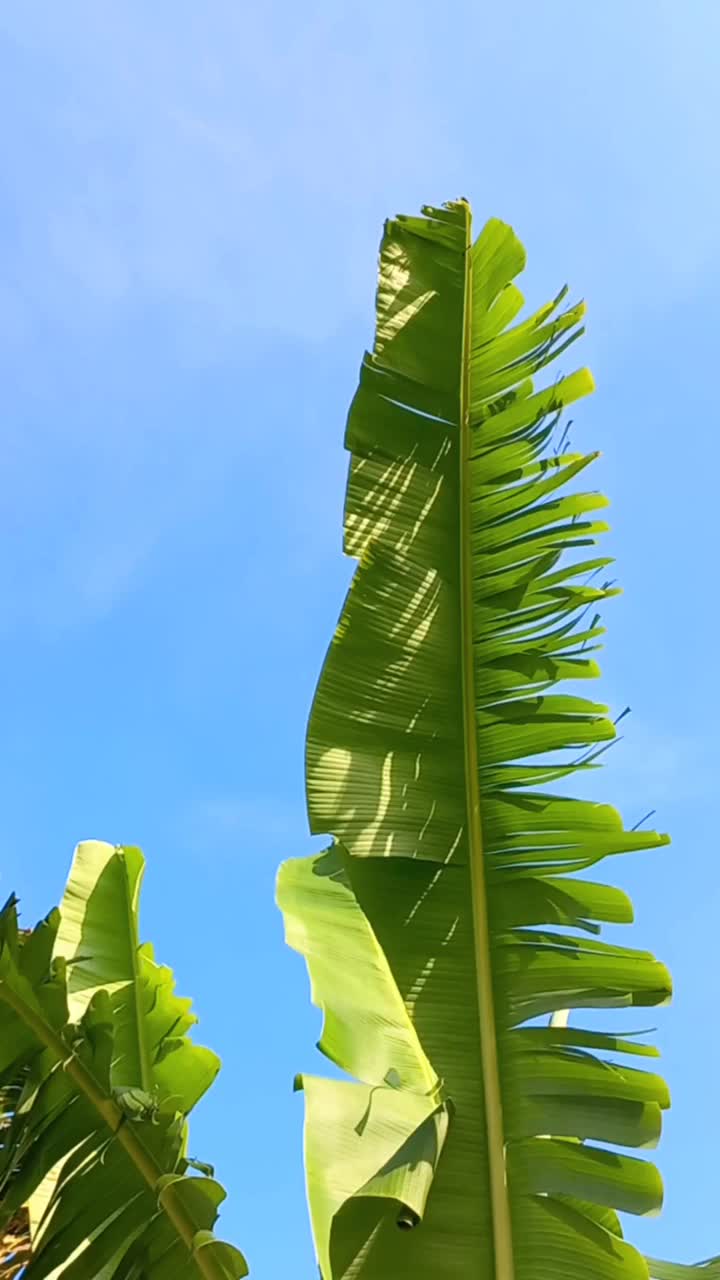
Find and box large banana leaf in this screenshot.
[278,200,672,1280]
[649,1260,720,1280]
[0,842,246,1280]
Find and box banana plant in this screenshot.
[0,841,246,1280]
[278,200,672,1280]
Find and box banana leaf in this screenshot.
[0,842,246,1280]
[278,200,671,1280]
[649,1258,720,1280]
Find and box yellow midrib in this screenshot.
[457,201,515,1280]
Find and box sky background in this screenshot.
[0,1,717,1273]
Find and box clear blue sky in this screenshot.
[0,2,716,1274]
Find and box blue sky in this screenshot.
[0,1,717,1273]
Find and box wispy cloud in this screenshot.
[0,4,455,349]
[2,2,719,356]
[1,0,718,622]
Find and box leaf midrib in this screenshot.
[458,201,515,1280]
[118,849,152,1093]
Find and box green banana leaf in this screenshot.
[649,1261,720,1280]
[278,200,672,1280]
[54,840,220,1116]
[0,842,246,1280]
